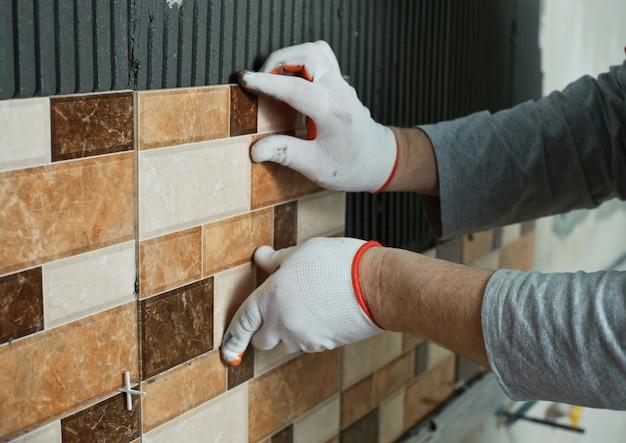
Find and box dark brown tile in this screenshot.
[414,342,429,376]
[436,238,462,263]
[230,85,258,136]
[61,393,140,443]
[273,201,298,250]
[228,346,254,389]
[51,92,134,161]
[0,268,43,344]
[140,278,214,379]
[271,424,294,443]
[340,408,378,443]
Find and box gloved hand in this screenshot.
[221,237,383,366]
[241,40,398,193]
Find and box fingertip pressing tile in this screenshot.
[228,346,254,390]
[230,85,258,136]
[0,267,43,344]
[213,263,254,350]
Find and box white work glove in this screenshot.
[221,237,383,366]
[242,40,398,193]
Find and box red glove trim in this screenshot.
[351,240,384,328]
[374,144,399,194]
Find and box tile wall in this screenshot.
[0,86,535,442]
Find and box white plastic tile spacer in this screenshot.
[117,371,145,411]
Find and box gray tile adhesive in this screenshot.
[0,0,541,252]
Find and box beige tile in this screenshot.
[0,303,138,439]
[500,232,536,271]
[341,375,374,428]
[342,332,403,388]
[501,223,521,246]
[379,388,405,443]
[373,352,413,402]
[138,86,230,150]
[213,263,254,349]
[426,343,455,371]
[0,97,51,173]
[461,230,493,264]
[0,152,135,276]
[139,227,202,298]
[8,420,61,443]
[42,241,135,328]
[138,138,251,239]
[471,249,500,270]
[297,192,346,243]
[202,209,273,276]
[254,346,299,377]
[141,351,227,432]
[293,395,340,443]
[402,333,424,351]
[257,95,302,134]
[142,384,247,443]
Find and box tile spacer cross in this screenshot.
[117,371,145,411]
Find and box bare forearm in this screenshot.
[359,246,491,366]
[386,127,439,195]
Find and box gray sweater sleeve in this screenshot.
[420,61,626,408]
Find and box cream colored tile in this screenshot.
[342,332,403,388]
[471,249,500,270]
[213,263,254,349]
[143,385,247,443]
[42,241,135,329]
[297,192,346,243]
[0,97,51,173]
[257,95,303,134]
[379,389,405,443]
[293,395,340,443]
[426,343,455,371]
[254,345,299,377]
[8,421,61,443]
[139,138,251,239]
[501,223,521,246]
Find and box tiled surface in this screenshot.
[9,421,61,443]
[293,395,340,443]
[373,352,413,403]
[379,389,405,443]
[251,160,321,210]
[500,231,536,271]
[228,346,255,389]
[340,408,379,443]
[461,230,493,264]
[273,201,298,250]
[231,86,258,136]
[341,375,374,428]
[0,267,43,344]
[297,192,346,243]
[342,332,403,388]
[257,95,301,134]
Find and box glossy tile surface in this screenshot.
[0,97,51,172]
[0,267,43,344]
[257,95,301,134]
[138,86,230,149]
[42,241,135,328]
[249,350,340,442]
[61,394,140,443]
[251,161,321,210]
[341,375,373,428]
[140,227,202,298]
[202,209,273,276]
[293,395,340,443]
[0,303,138,438]
[51,92,133,161]
[373,352,413,402]
[0,152,135,275]
[141,351,226,432]
[340,408,378,443]
[254,346,298,377]
[141,279,214,379]
[342,332,403,388]
[273,201,298,250]
[213,263,254,349]
[297,192,346,243]
[139,139,250,239]
[9,420,61,443]
[230,85,258,136]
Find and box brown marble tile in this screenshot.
[139,227,202,298]
[435,238,462,263]
[0,267,43,344]
[202,209,273,276]
[404,357,455,429]
[273,201,298,250]
[61,393,140,443]
[228,346,254,390]
[340,408,378,443]
[249,350,340,442]
[0,153,135,276]
[138,86,229,149]
[461,230,493,264]
[141,351,226,432]
[373,352,413,403]
[414,341,429,376]
[499,232,535,271]
[270,425,293,443]
[341,375,374,428]
[230,85,258,136]
[140,278,214,379]
[51,92,134,161]
[0,303,138,439]
[252,161,322,209]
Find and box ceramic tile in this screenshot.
[230,85,258,136]
[138,86,230,150]
[500,232,535,271]
[61,393,140,443]
[521,220,536,234]
[142,384,247,443]
[341,375,373,428]
[471,250,500,270]
[404,357,455,429]
[297,192,346,243]
[379,389,405,443]
[50,92,133,161]
[257,95,301,134]
[500,223,521,246]
[42,241,135,329]
[0,97,51,172]
[213,263,254,349]
[0,152,135,276]
[436,238,462,263]
[339,408,378,443]
[0,303,138,439]
[402,333,423,351]
[8,420,61,443]
[228,346,254,389]
[425,343,455,372]
[273,201,298,250]
[254,345,299,377]
[141,351,226,432]
[342,332,403,388]
[293,395,340,443]
[0,268,43,344]
[456,356,484,383]
[270,425,293,443]
[249,350,340,442]
[373,352,413,403]
[139,138,250,239]
[139,227,201,298]
[325,436,339,443]
[461,230,493,264]
[140,279,213,379]
[202,209,273,276]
